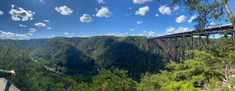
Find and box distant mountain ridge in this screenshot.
[0,36,165,80]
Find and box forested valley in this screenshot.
[1,36,235,91]
[0,36,163,90]
[0,0,235,90]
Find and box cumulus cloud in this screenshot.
[106,31,157,37]
[176,27,192,33]
[133,0,152,4]
[176,15,186,23]
[137,31,157,37]
[173,5,179,11]
[43,20,50,23]
[188,15,197,23]
[47,27,52,30]
[29,28,37,33]
[64,32,75,37]
[135,6,149,16]
[155,13,159,17]
[27,33,33,36]
[9,5,35,22]
[64,32,69,35]
[106,32,129,36]
[97,0,105,4]
[158,5,171,15]
[34,22,46,27]
[19,24,27,28]
[166,26,175,33]
[158,5,179,15]
[130,28,135,31]
[0,31,32,39]
[145,31,157,37]
[80,14,93,23]
[39,0,45,3]
[0,10,4,15]
[55,6,73,15]
[137,21,143,24]
[96,7,112,18]
[166,26,192,34]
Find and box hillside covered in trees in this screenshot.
[0,0,234,90]
[0,36,165,90]
[1,36,235,91]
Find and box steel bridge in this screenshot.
[149,24,234,61]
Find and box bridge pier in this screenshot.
[153,35,211,61]
[150,25,234,61]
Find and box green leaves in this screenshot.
[171,0,233,29]
[138,49,211,90]
[138,38,235,90]
[87,69,137,91]
[3,36,235,90]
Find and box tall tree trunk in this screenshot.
[222,0,235,27]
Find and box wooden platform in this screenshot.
[0,78,20,91]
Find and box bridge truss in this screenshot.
[149,24,235,61]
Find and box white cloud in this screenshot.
[133,0,152,4]
[158,5,180,15]
[176,15,186,23]
[0,31,32,39]
[146,31,157,37]
[166,26,192,34]
[155,13,159,17]
[135,6,149,16]
[27,33,33,36]
[39,0,45,3]
[55,6,73,15]
[0,10,4,15]
[34,22,46,27]
[96,7,112,18]
[173,5,179,11]
[19,24,27,28]
[126,30,157,37]
[64,32,69,35]
[29,28,37,33]
[97,0,105,4]
[64,32,75,37]
[175,27,191,33]
[140,31,157,37]
[158,5,171,15]
[166,26,175,33]
[43,20,50,23]
[130,28,135,31]
[9,5,35,22]
[137,21,143,24]
[106,32,129,36]
[188,15,197,23]
[47,27,52,30]
[80,14,93,23]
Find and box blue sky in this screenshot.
[0,0,234,39]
